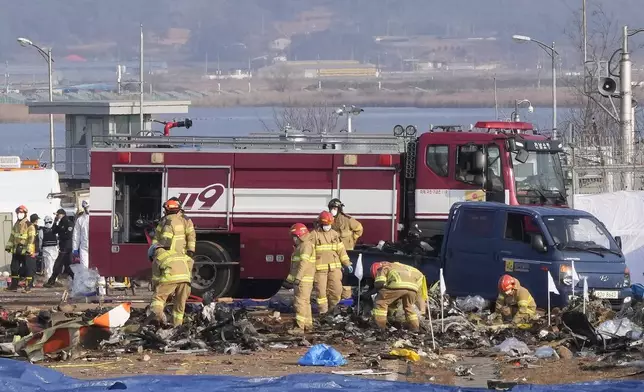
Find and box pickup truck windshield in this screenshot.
[513,151,566,205]
[542,215,621,254]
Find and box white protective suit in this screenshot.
[39,225,59,281]
[73,212,89,268]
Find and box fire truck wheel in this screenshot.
[191,241,234,298]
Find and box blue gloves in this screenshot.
[346,265,354,274]
[72,249,80,258]
[147,244,159,261]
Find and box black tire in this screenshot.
[191,241,235,298]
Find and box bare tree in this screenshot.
[266,64,293,92]
[260,100,340,134]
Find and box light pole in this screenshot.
[512,35,559,139]
[511,99,534,122]
[335,105,364,133]
[17,37,55,166]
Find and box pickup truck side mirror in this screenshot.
[531,234,547,253]
[615,236,623,250]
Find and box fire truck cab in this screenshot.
[89,120,566,299]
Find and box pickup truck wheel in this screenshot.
[191,241,234,298]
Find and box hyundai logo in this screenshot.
[599,275,609,282]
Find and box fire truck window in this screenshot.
[456,144,483,184]
[113,172,163,244]
[486,145,503,191]
[426,145,448,177]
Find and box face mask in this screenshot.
[330,208,338,217]
[17,213,25,220]
[45,223,53,229]
[293,236,300,245]
[322,225,332,232]
[84,207,90,213]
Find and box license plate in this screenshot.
[593,290,619,299]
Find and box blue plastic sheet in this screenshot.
[298,344,348,366]
[1,358,643,392]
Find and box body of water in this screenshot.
[0,106,562,157]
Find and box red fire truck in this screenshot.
[89,121,567,298]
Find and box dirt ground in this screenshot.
[3,286,644,387]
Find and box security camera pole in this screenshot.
[621,26,635,190]
[512,99,533,122]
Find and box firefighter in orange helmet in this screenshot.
[5,206,37,292]
[328,198,364,300]
[284,223,316,334]
[311,211,352,315]
[494,274,537,325]
[148,199,195,326]
[369,261,427,332]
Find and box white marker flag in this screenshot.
[439,268,447,295]
[354,254,363,280]
[547,270,560,295]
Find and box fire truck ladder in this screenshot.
[92,134,405,153]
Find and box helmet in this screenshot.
[290,223,309,238]
[498,275,516,293]
[16,205,27,214]
[328,198,344,210]
[318,211,334,226]
[163,199,181,212]
[371,261,385,278]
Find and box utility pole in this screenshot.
[552,41,557,140]
[582,0,587,63]
[47,47,54,166]
[140,24,144,136]
[620,26,633,190]
[4,61,8,94]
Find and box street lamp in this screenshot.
[17,37,55,166]
[511,99,534,122]
[512,34,559,139]
[335,105,364,133]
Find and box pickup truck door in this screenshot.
[498,212,550,305]
[443,207,501,298]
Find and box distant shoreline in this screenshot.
[0,88,577,124]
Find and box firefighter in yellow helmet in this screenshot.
[5,206,37,292]
[312,210,352,315]
[284,223,316,334]
[328,198,364,300]
[148,199,196,326]
[369,261,428,332]
[494,274,537,325]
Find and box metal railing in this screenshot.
[33,146,90,180]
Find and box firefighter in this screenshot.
[328,198,364,300]
[493,274,537,325]
[311,211,352,315]
[72,200,90,268]
[369,261,427,332]
[283,223,316,334]
[4,206,35,292]
[148,199,196,327]
[45,209,75,287]
[39,216,58,282]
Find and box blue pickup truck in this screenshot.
[346,202,632,309]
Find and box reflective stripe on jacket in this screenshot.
[331,213,363,250]
[286,232,316,284]
[311,229,350,271]
[374,262,425,292]
[6,218,30,254]
[153,213,193,284]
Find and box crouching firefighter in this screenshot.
[494,274,537,325]
[368,261,428,332]
[147,199,196,326]
[283,223,316,334]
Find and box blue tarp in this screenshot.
[0,358,643,392]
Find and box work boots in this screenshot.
[7,277,19,292]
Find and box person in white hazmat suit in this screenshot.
[72,201,89,268]
[39,216,59,281]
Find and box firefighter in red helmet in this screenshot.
[311,211,352,316]
[148,199,195,327]
[328,198,364,300]
[493,274,537,325]
[368,261,428,332]
[284,223,316,334]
